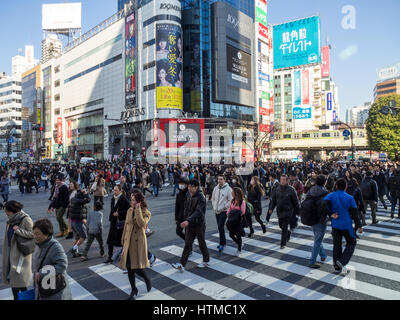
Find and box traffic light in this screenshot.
[7,142,11,156]
[39,126,43,131]
[40,147,46,157]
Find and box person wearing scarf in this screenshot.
[2,201,34,300]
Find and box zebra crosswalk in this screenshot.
[0,204,399,300]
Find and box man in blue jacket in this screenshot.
[323,178,363,275]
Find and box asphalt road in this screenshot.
[1,184,400,300]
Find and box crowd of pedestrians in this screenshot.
[1,158,400,300]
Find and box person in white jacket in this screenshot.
[211,175,233,252]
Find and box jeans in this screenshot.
[332,228,357,267]
[180,224,209,267]
[56,207,68,233]
[12,287,27,300]
[309,223,327,265]
[172,184,179,196]
[229,231,242,251]
[1,194,8,202]
[153,185,159,196]
[215,212,227,246]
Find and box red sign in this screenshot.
[302,69,310,105]
[259,107,269,116]
[67,120,72,144]
[321,46,330,78]
[57,117,62,144]
[259,124,270,133]
[258,23,268,40]
[159,118,205,148]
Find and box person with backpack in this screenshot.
[300,175,329,269]
[211,175,233,252]
[268,174,300,249]
[323,178,363,275]
[360,171,379,224]
[226,187,247,256]
[2,201,34,300]
[246,176,266,237]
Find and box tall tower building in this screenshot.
[41,34,62,63]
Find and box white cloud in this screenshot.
[339,45,359,60]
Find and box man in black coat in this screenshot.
[360,171,379,224]
[269,174,300,249]
[373,164,388,210]
[150,167,162,197]
[48,174,70,237]
[171,179,209,272]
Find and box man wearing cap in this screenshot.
[48,174,70,237]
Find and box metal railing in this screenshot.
[64,10,125,53]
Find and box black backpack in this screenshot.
[361,179,374,199]
[300,196,318,226]
[300,192,328,226]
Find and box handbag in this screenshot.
[14,217,35,256]
[17,289,35,300]
[90,181,97,192]
[37,242,67,299]
[116,218,126,230]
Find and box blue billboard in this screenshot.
[293,70,301,106]
[293,106,311,120]
[273,16,321,69]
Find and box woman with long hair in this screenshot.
[226,187,247,256]
[65,181,79,240]
[247,176,266,237]
[120,191,152,300]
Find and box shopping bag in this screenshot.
[17,288,35,300]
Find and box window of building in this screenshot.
[143,39,155,48]
[55,65,60,73]
[321,133,331,137]
[143,61,155,70]
[55,108,60,115]
[302,133,310,138]
[54,94,60,101]
[313,133,319,138]
[54,80,60,87]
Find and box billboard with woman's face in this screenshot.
[156,23,183,110]
[125,12,136,107]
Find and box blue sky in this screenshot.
[1,0,399,119]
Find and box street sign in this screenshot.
[8,137,13,143]
[343,130,350,137]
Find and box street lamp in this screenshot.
[331,121,355,161]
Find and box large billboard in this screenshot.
[156,24,183,110]
[42,3,82,30]
[57,117,63,144]
[377,63,400,82]
[211,2,255,107]
[125,12,136,107]
[273,16,321,69]
[159,119,205,148]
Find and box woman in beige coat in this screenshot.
[92,175,106,204]
[2,201,34,300]
[120,191,151,300]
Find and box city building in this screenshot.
[118,0,130,12]
[0,73,22,159]
[21,65,42,161]
[41,35,63,64]
[12,46,39,78]
[272,17,340,134]
[346,102,371,127]
[374,62,400,100]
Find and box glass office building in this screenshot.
[182,0,255,123]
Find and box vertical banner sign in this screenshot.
[156,24,183,109]
[57,117,62,144]
[333,110,337,122]
[125,12,136,107]
[327,92,332,110]
[255,7,267,26]
[294,70,301,106]
[67,120,72,144]
[302,69,309,105]
[321,46,330,78]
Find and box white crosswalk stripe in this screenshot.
[1,204,399,300]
